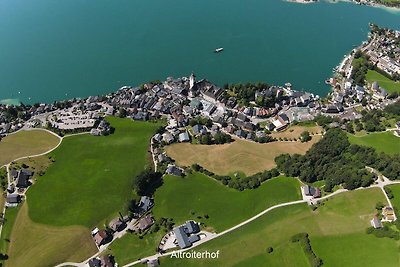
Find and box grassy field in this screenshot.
[109,174,301,265]
[5,204,97,267]
[366,70,400,94]
[161,188,396,267]
[165,136,321,175]
[0,207,20,256]
[26,117,162,227]
[104,231,165,265]
[387,184,400,210]
[270,125,323,139]
[153,174,301,232]
[0,129,60,166]
[348,131,400,155]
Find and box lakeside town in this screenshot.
[0,24,400,267]
[288,0,400,9]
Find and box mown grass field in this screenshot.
[161,188,396,267]
[5,204,97,267]
[0,129,60,166]
[366,70,400,94]
[348,131,400,155]
[108,174,301,265]
[165,136,320,175]
[270,125,323,139]
[27,117,162,227]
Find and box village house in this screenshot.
[382,206,396,222]
[173,220,201,249]
[109,217,126,232]
[136,215,155,231]
[6,194,21,207]
[138,196,154,214]
[370,216,382,229]
[166,165,183,176]
[93,230,111,247]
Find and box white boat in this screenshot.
[214,47,224,53]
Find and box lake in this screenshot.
[0,0,399,104]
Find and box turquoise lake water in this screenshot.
[0,0,399,104]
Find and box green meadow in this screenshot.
[348,131,400,155]
[160,188,397,267]
[153,173,302,232]
[27,117,162,227]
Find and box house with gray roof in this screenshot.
[138,196,154,213]
[178,131,190,142]
[174,226,191,249]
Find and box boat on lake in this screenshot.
[214,47,224,53]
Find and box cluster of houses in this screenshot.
[365,28,400,77]
[5,168,34,207]
[328,26,400,119]
[91,196,154,248]
[370,206,397,229]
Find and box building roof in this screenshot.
[174,226,191,249]
[94,230,109,246]
[139,196,153,212]
[88,258,101,267]
[138,215,155,231]
[370,216,382,229]
[178,131,190,142]
[185,220,200,234]
[6,194,20,204]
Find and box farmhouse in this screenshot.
[93,230,111,246]
[6,194,21,206]
[137,215,155,231]
[109,217,126,232]
[16,169,33,188]
[173,220,201,249]
[138,196,154,213]
[382,206,396,222]
[303,185,321,198]
[370,216,382,229]
[166,165,183,176]
[100,254,115,267]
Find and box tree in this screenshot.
[133,169,163,196]
[300,131,311,142]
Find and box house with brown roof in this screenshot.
[382,206,396,222]
[137,215,155,231]
[93,230,111,246]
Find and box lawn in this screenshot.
[27,117,162,227]
[347,131,400,155]
[270,125,323,139]
[0,129,60,166]
[5,204,97,267]
[165,136,321,175]
[161,188,396,267]
[108,174,301,265]
[366,70,400,94]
